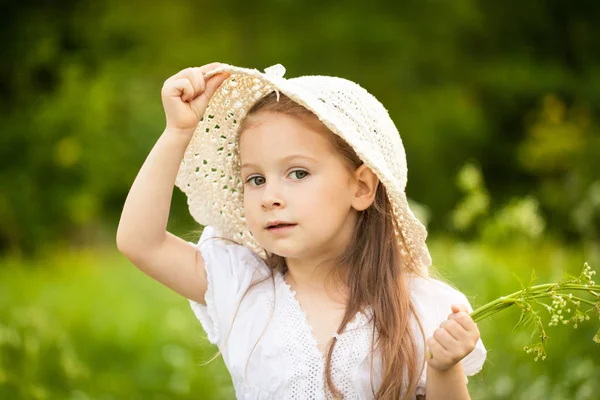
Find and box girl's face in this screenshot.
[239,111,359,261]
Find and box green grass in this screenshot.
[1,238,599,399]
[0,249,233,400]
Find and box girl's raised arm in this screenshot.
[116,63,230,305]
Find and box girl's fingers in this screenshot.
[189,72,230,112]
[167,68,204,101]
[163,78,195,102]
[451,304,469,314]
[187,70,205,101]
[197,62,225,74]
[432,326,460,352]
[449,310,478,332]
[204,72,230,98]
[169,63,220,81]
[171,63,224,82]
[160,62,228,132]
[189,63,228,102]
[167,63,223,101]
[428,305,480,371]
[439,319,468,342]
[426,336,451,363]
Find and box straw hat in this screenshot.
[175,64,431,275]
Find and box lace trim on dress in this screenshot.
[276,273,326,399]
[275,272,373,399]
[329,307,373,398]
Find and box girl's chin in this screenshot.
[261,243,306,259]
[264,247,300,259]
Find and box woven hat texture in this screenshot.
[175,64,432,275]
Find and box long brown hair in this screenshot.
[227,92,430,399]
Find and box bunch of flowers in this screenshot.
[470,263,600,361]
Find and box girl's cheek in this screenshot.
[243,189,257,207]
[292,189,315,208]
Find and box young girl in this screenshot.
[117,62,486,399]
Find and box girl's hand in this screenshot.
[426,304,481,372]
[161,62,230,135]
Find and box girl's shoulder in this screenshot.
[406,273,476,316]
[187,225,272,345]
[407,273,468,296]
[195,226,269,275]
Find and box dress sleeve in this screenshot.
[187,226,263,346]
[409,275,487,395]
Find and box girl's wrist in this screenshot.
[427,361,462,375]
[426,363,470,400]
[163,126,195,142]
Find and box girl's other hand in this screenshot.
[161,62,230,136]
[426,304,481,372]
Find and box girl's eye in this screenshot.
[246,176,266,186]
[289,170,309,180]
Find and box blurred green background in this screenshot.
[1,0,599,399]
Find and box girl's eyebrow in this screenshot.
[240,154,318,170]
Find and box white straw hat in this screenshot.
[175,64,432,275]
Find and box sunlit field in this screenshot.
[1,236,598,399]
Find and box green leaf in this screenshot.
[512,272,526,291]
[560,272,578,283]
[529,269,537,287]
[514,308,528,329]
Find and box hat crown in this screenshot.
[287,75,408,190]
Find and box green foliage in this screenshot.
[518,94,600,240]
[451,162,546,243]
[2,0,600,254]
[0,252,233,399]
[470,263,600,362]
[1,240,599,398]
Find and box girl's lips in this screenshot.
[266,223,297,234]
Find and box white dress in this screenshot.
[187,226,487,399]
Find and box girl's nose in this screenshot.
[261,183,285,210]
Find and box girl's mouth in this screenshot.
[266,223,297,233]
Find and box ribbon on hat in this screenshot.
[263,64,286,101]
[264,64,286,78]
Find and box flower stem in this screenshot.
[470,283,600,323]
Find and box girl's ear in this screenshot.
[351,164,379,211]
